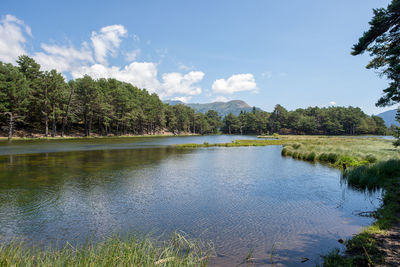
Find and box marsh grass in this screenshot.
[321,160,400,266]
[0,232,214,267]
[174,139,284,148]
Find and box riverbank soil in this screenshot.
[375,218,400,266]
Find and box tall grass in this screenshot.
[279,136,399,168]
[321,160,400,266]
[0,232,214,267]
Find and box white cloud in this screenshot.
[178,63,192,71]
[71,62,161,92]
[329,101,337,106]
[172,96,192,103]
[125,49,140,61]
[91,25,127,65]
[212,96,229,102]
[261,71,272,79]
[2,16,206,100]
[34,42,93,72]
[0,14,30,63]
[160,71,204,97]
[212,74,257,94]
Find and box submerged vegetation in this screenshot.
[0,232,213,267]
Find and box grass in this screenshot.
[279,136,400,168]
[321,160,400,266]
[174,139,284,148]
[0,232,214,267]
[0,133,200,141]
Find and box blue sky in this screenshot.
[0,0,394,114]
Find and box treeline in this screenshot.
[0,56,221,139]
[0,55,387,139]
[222,105,387,135]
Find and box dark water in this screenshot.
[0,136,380,266]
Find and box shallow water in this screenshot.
[0,136,380,266]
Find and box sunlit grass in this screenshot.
[0,232,214,267]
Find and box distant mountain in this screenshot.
[377,109,399,127]
[164,100,262,117]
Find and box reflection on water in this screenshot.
[0,135,258,155]
[0,137,381,266]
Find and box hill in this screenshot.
[377,109,399,127]
[164,100,261,117]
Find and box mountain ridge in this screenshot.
[164,99,262,117]
[377,109,399,127]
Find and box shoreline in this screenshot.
[0,132,201,141]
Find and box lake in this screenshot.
[0,135,380,266]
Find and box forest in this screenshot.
[0,55,387,139]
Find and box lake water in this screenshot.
[0,135,380,266]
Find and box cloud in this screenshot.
[172,96,192,103]
[0,14,31,63]
[125,49,140,61]
[91,25,127,65]
[329,101,337,106]
[160,71,204,97]
[2,15,206,100]
[212,74,257,94]
[261,71,272,79]
[71,62,161,93]
[212,96,230,102]
[178,63,192,71]
[34,42,93,72]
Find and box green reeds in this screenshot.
[0,232,214,267]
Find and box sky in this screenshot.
[0,0,395,115]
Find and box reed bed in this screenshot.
[0,232,213,267]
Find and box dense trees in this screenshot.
[0,56,220,139]
[220,105,387,136]
[0,56,388,139]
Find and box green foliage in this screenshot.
[0,57,221,137]
[352,0,400,108]
[220,105,387,136]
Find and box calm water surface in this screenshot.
[0,135,380,266]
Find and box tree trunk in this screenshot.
[51,104,56,137]
[44,86,48,137]
[84,109,88,136]
[6,112,13,141]
[61,86,74,137]
[88,116,92,136]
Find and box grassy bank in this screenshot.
[0,133,200,141]
[174,139,284,148]
[0,232,213,267]
[322,160,400,266]
[177,136,400,168]
[279,136,400,168]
